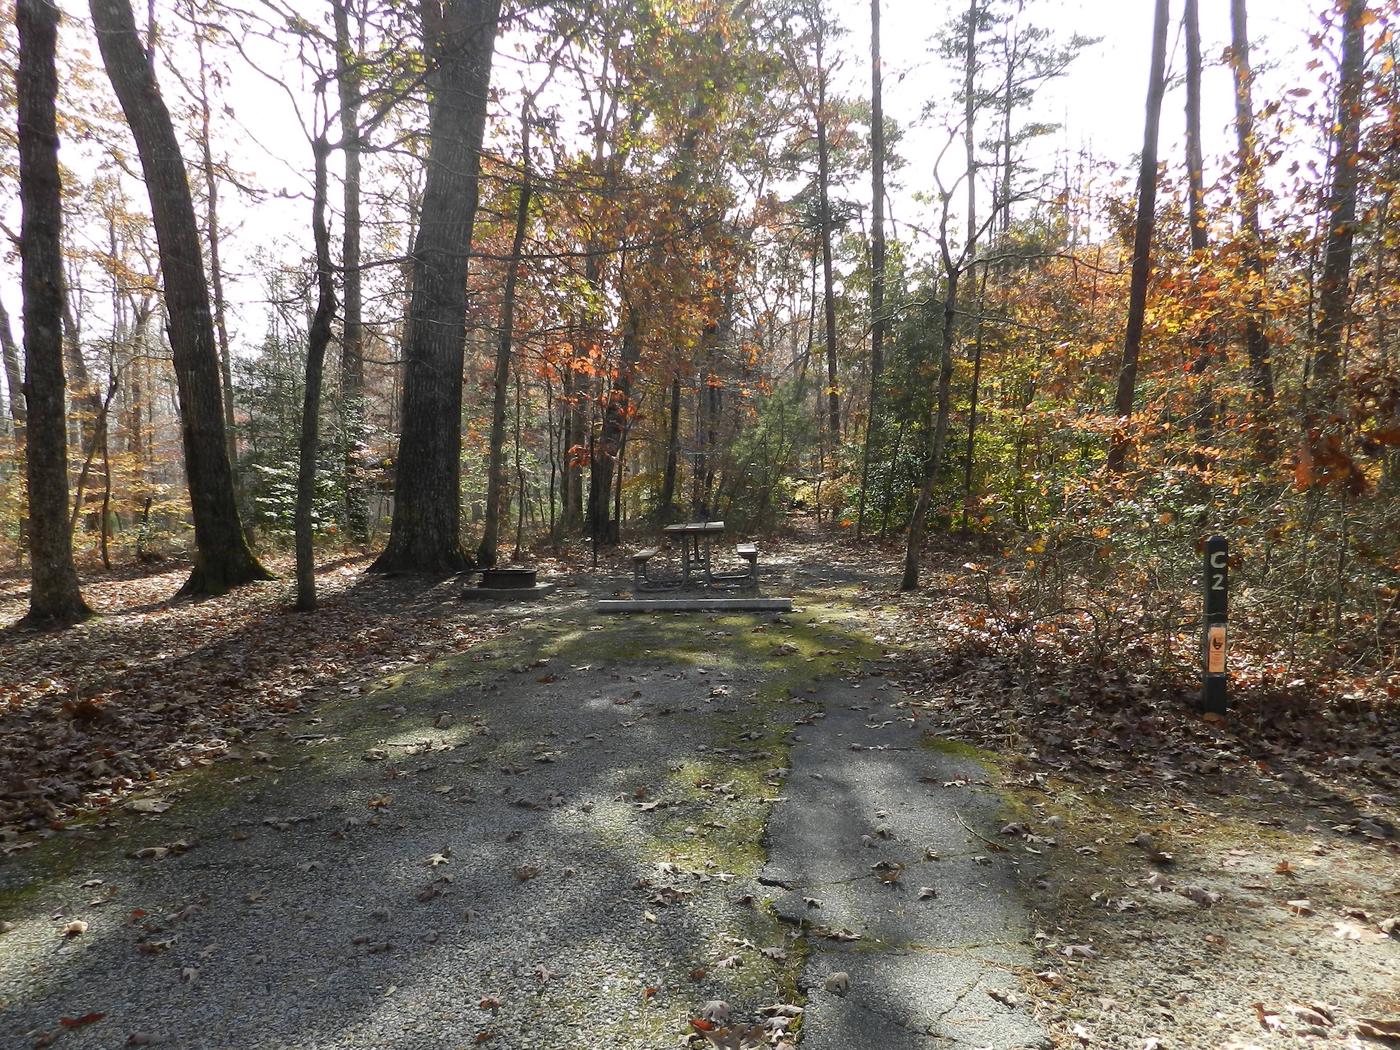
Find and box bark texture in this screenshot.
[17,0,90,626]
[89,0,269,595]
[372,0,500,573]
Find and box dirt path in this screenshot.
[0,561,1044,1050]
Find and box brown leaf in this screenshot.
[1356,1018,1400,1042]
[59,1013,105,1029]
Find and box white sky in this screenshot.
[836,0,1326,242]
[1,0,1334,367]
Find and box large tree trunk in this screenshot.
[17,0,90,627]
[1311,0,1368,403]
[372,0,501,573]
[477,123,532,568]
[89,0,269,595]
[1229,0,1275,455]
[1106,0,1170,471]
[856,0,885,538]
[295,134,338,612]
[333,0,369,540]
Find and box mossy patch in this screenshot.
[921,734,999,762]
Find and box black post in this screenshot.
[1202,534,1228,714]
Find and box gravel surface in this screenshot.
[0,581,774,1049]
[0,554,1051,1050]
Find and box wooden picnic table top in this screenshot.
[662,520,726,535]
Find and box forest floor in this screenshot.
[0,526,1397,1049]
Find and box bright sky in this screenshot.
[1,0,1334,370]
[835,0,1326,242]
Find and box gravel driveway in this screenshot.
[1,577,1042,1050]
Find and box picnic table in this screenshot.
[632,521,760,591]
[662,520,726,587]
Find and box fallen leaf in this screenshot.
[823,972,849,996]
[1356,1018,1400,1041]
[59,1013,105,1029]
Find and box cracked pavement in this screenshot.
[760,680,1049,1049]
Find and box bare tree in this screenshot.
[856,0,885,537]
[1229,0,1275,454]
[332,0,369,539]
[1107,0,1170,471]
[1312,0,1368,403]
[478,111,534,567]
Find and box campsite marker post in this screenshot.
[1202,535,1228,714]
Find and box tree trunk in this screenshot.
[961,264,988,528]
[333,0,368,539]
[815,71,840,446]
[901,256,959,591]
[1311,0,1368,403]
[0,297,25,435]
[187,7,238,479]
[372,0,501,573]
[295,134,337,612]
[1106,0,1170,471]
[657,373,682,522]
[562,349,583,529]
[963,0,978,252]
[477,120,531,568]
[512,366,526,559]
[856,0,886,538]
[89,0,269,595]
[1184,0,1217,462]
[17,0,90,627]
[1184,0,1208,258]
[589,306,638,542]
